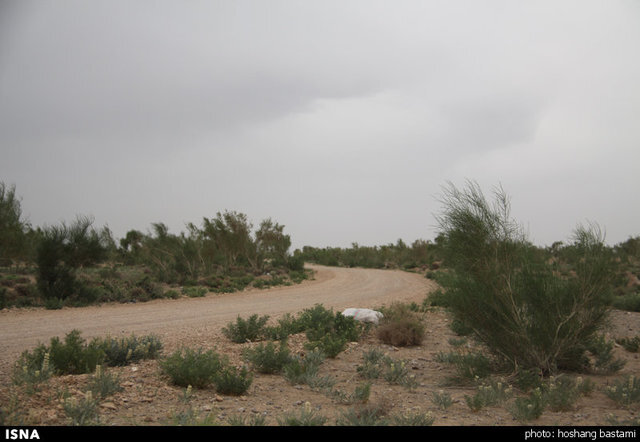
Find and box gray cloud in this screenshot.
[1,0,639,249]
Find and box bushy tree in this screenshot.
[0,182,29,266]
[435,181,616,374]
[36,216,108,301]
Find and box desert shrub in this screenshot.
[222,314,270,343]
[605,375,640,406]
[213,365,253,396]
[390,411,435,426]
[436,350,493,384]
[464,378,513,412]
[160,347,224,388]
[36,217,108,303]
[15,330,105,376]
[510,388,546,422]
[243,340,293,374]
[12,351,53,394]
[282,349,325,386]
[612,293,640,312]
[98,334,163,366]
[263,313,306,340]
[86,365,122,399]
[299,304,363,357]
[435,181,616,374]
[336,399,393,426]
[357,349,390,379]
[616,336,640,353]
[543,375,591,412]
[331,382,371,405]
[277,402,327,426]
[587,334,625,374]
[431,390,453,410]
[63,392,100,426]
[182,286,208,298]
[304,333,348,358]
[377,303,425,347]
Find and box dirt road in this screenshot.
[0,265,436,381]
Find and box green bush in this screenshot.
[299,304,363,357]
[98,334,163,366]
[605,375,640,406]
[15,330,105,376]
[222,314,270,343]
[63,392,99,426]
[435,181,616,374]
[213,365,253,396]
[86,365,122,399]
[160,347,224,388]
[243,340,293,374]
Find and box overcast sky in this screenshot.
[1,1,639,250]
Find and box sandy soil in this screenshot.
[1,265,638,427]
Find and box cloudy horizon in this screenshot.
[1,1,639,250]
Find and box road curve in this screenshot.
[0,265,437,380]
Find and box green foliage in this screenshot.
[36,216,108,302]
[97,334,163,366]
[277,403,327,426]
[298,238,441,270]
[282,349,325,386]
[389,411,435,426]
[510,388,546,422]
[605,375,640,407]
[616,336,640,353]
[587,334,626,374]
[15,330,105,377]
[298,304,363,357]
[63,392,99,426]
[431,390,453,410]
[243,340,293,374]
[336,400,392,426]
[435,181,616,374]
[86,365,122,399]
[213,365,253,396]
[160,347,224,388]
[0,182,29,266]
[464,378,513,412]
[222,314,270,343]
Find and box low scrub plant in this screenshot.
[390,410,435,426]
[213,365,253,396]
[63,391,99,426]
[605,375,640,407]
[98,334,163,366]
[465,378,513,412]
[15,330,105,377]
[160,347,224,389]
[86,365,122,399]
[431,390,453,410]
[12,351,53,394]
[376,302,425,347]
[222,314,270,343]
[282,349,325,386]
[336,399,393,426]
[543,375,591,412]
[616,336,640,353]
[243,340,293,374]
[510,388,546,422]
[277,402,327,426]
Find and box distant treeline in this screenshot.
[0,181,304,308]
[295,239,444,271]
